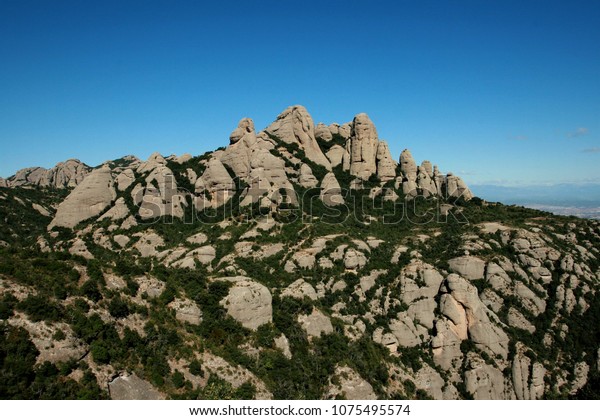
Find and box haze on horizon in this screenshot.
[1,0,599,203]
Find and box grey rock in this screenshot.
[49,167,116,229]
[298,308,333,338]
[448,256,486,280]
[376,141,397,181]
[219,277,272,330]
[347,113,379,180]
[320,172,345,206]
[325,366,377,400]
[265,105,331,170]
[315,122,333,141]
[109,373,163,400]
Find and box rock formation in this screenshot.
[49,166,116,229]
[265,105,331,170]
[6,159,90,189]
[219,277,273,331]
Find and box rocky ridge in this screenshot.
[0,106,598,401]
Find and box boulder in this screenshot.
[186,232,208,245]
[274,334,292,359]
[281,279,318,301]
[398,260,444,330]
[113,234,130,248]
[137,152,167,174]
[344,248,367,270]
[320,172,345,206]
[109,373,163,400]
[219,277,272,330]
[315,122,333,141]
[133,231,165,258]
[298,163,319,188]
[325,366,377,400]
[298,308,333,338]
[168,298,202,325]
[326,144,346,168]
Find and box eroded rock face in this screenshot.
[221,118,262,179]
[512,344,546,400]
[448,256,486,280]
[376,141,397,181]
[265,105,331,170]
[219,277,272,330]
[464,353,506,399]
[195,158,235,209]
[108,373,163,400]
[437,274,509,361]
[49,167,116,229]
[348,113,379,180]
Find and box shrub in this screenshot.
[108,296,130,319]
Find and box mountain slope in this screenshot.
[0,106,599,400]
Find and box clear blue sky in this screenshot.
[1,0,599,188]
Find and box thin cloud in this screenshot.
[509,135,528,141]
[569,127,589,138]
[582,147,600,154]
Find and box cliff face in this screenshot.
[0,106,598,401]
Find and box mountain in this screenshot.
[0,105,599,400]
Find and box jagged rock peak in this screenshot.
[7,158,90,189]
[399,149,418,180]
[347,113,379,180]
[265,105,332,170]
[229,118,255,145]
[376,141,397,182]
[137,152,167,174]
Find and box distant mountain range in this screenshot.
[471,183,600,219]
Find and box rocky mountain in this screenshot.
[1,105,599,400]
[2,158,90,189]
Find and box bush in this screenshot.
[17,295,62,322]
[108,296,130,319]
[80,280,102,302]
[189,360,204,377]
[172,370,185,388]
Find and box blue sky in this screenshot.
[1,0,599,191]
